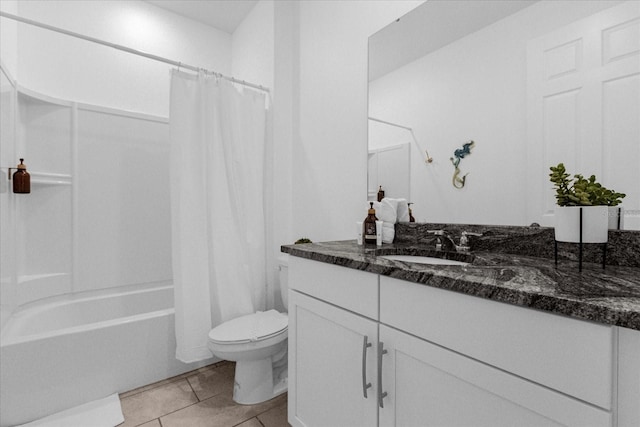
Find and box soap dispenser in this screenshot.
[377,186,385,202]
[408,202,415,222]
[10,158,30,194]
[363,202,378,245]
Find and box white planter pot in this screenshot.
[554,206,609,243]
[608,206,624,230]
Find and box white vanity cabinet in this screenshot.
[378,276,613,427]
[288,257,380,427]
[288,255,640,427]
[378,325,609,426]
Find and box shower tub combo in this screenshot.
[0,281,212,427]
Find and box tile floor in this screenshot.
[118,361,289,427]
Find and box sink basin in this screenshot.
[380,254,469,266]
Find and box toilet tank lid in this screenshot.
[208,310,288,343]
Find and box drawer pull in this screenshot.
[378,341,388,408]
[362,335,372,398]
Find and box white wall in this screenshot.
[232,0,274,90]
[292,0,423,242]
[0,0,18,77]
[369,0,624,225]
[15,0,231,117]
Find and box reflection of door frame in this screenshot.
[526,1,640,228]
[368,141,411,201]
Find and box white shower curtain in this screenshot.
[169,70,268,363]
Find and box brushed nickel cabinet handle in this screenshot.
[362,335,372,398]
[378,341,388,408]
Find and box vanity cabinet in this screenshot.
[288,256,639,427]
[379,274,612,426]
[288,257,379,427]
[289,291,378,427]
[378,325,609,426]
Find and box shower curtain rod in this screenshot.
[368,117,412,131]
[0,11,270,93]
[368,116,433,163]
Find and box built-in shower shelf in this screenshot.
[29,172,72,187]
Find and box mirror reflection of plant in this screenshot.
[549,163,625,207]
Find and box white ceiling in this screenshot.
[369,0,538,81]
[145,0,258,34]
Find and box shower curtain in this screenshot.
[169,70,268,363]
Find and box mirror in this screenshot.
[368,0,639,229]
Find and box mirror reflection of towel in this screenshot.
[396,198,410,222]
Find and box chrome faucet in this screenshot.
[427,230,457,252]
[427,230,482,252]
[458,231,482,252]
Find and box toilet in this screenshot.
[207,255,289,404]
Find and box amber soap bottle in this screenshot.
[12,158,30,194]
[363,202,378,245]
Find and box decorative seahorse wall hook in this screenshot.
[450,140,475,189]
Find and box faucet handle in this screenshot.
[426,230,445,250]
[459,231,482,247]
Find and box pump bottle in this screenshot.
[363,202,378,245]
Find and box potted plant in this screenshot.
[549,163,625,243]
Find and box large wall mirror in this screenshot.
[368,0,639,229]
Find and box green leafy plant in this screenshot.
[294,238,312,244]
[549,163,625,206]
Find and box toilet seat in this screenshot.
[208,310,288,345]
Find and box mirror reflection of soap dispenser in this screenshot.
[377,186,385,202]
[408,202,415,222]
[9,158,30,194]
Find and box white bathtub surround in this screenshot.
[16,393,123,427]
[0,283,212,427]
[169,71,270,363]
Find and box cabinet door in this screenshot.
[378,325,612,427]
[289,291,378,427]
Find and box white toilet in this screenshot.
[207,255,289,404]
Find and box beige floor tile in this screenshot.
[234,418,263,427]
[187,361,236,401]
[120,362,226,399]
[137,420,162,427]
[257,397,289,427]
[119,379,198,427]
[161,392,287,427]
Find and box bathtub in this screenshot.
[0,282,214,427]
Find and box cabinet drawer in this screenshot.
[379,324,612,427]
[380,276,614,409]
[289,257,378,320]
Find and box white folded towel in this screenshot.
[373,199,398,243]
[368,198,409,243]
[396,198,410,222]
[373,199,397,224]
[381,222,395,243]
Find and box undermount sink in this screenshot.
[379,254,469,266]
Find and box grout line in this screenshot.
[185,374,199,401]
[120,361,228,399]
[231,415,264,427]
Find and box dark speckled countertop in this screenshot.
[281,240,640,331]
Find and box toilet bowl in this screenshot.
[207,255,289,404]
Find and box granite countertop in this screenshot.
[281,240,640,331]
